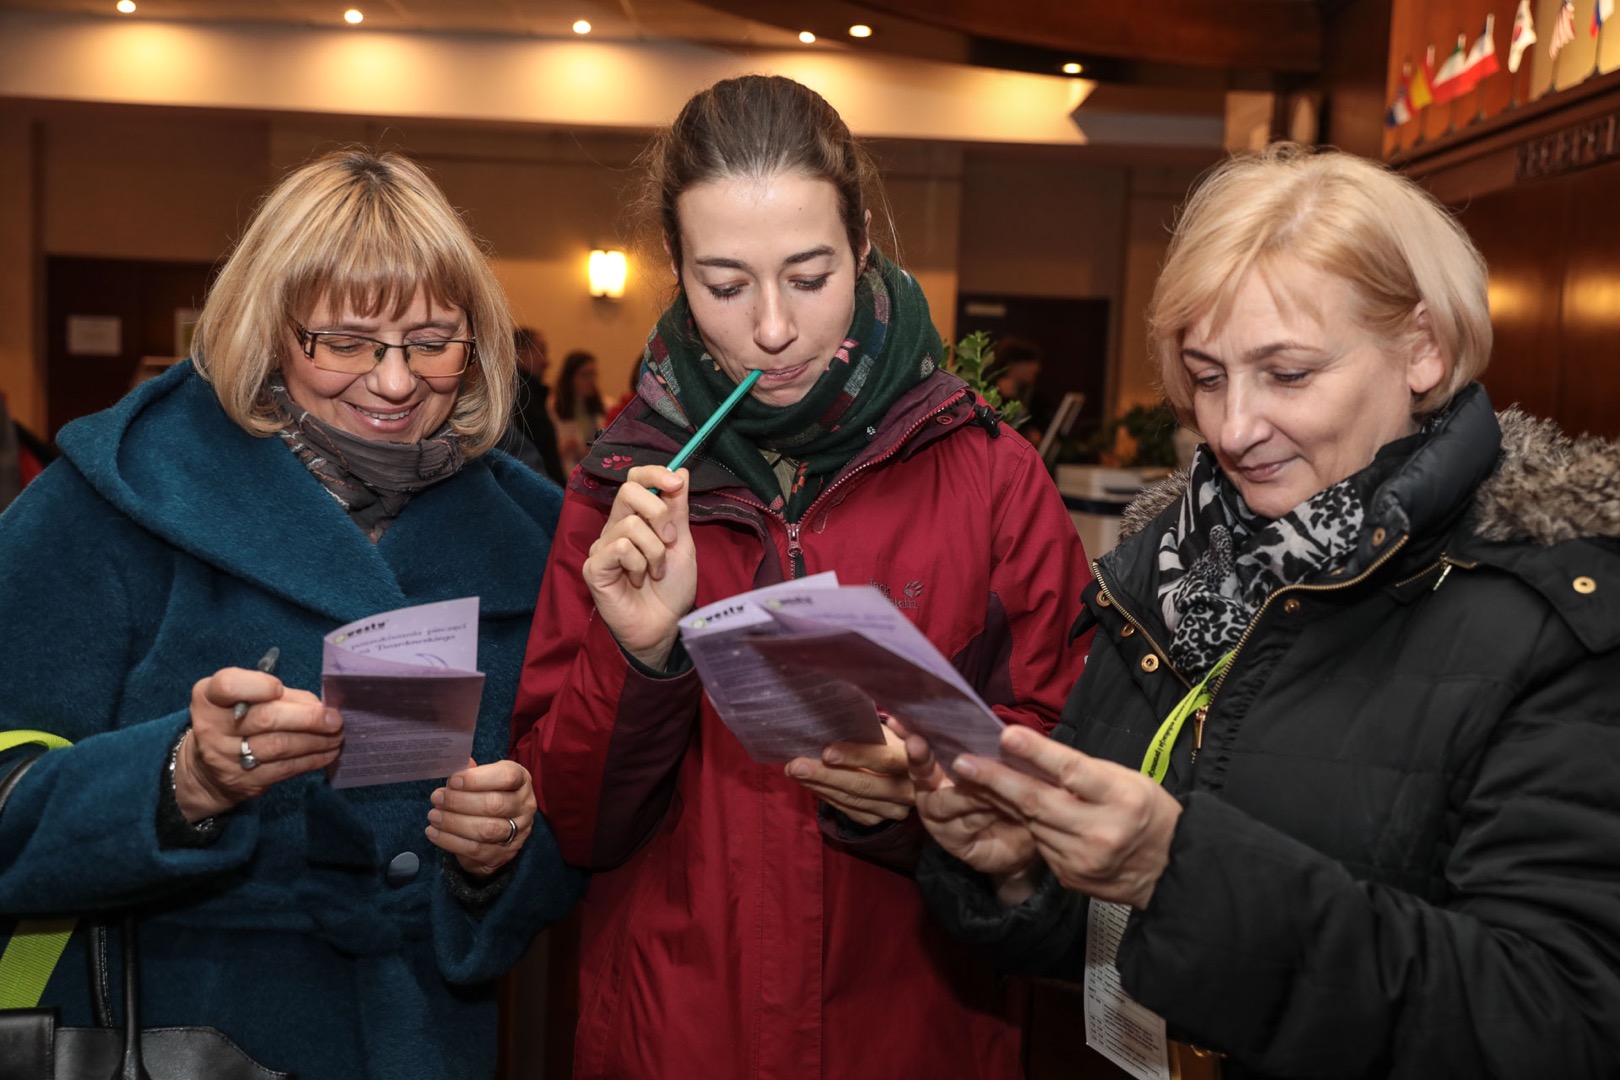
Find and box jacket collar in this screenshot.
[571,369,976,512]
[1117,383,1620,551]
[1100,383,1620,648]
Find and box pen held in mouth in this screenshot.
[650,368,762,494]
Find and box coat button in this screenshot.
[1371,527,1387,546]
[385,851,420,887]
[1120,624,1136,637]
[1282,598,1302,614]
[1574,576,1597,594]
[1140,654,1160,673]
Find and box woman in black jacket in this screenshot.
[905,143,1620,1079]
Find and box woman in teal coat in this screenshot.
[0,149,582,1078]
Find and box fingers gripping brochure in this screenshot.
[677,573,1007,770]
[321,597,484,789]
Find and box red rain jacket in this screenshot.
[512,373,1091,1079]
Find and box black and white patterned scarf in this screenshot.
[1156,446,1364,678]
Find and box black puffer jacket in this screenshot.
[920,384,1620,1079]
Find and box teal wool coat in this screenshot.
[0,363,583,1078]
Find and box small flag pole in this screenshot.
[1593,18,1606,78]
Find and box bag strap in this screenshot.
[0,729,76,1011]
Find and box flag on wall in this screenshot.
[1509,0,1538,72]
[1550,0,1577,58]
[1409,55,1435,108]
[1465,14,1502,82]
[1385,81,1413,128]
[1594,0,1614,36]
[1431,34,1471,102]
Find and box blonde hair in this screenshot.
[1148,143,1491,427]
[192,148,515,454]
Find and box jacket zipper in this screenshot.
[1102,534,1423,764]
[1207,534,1414,714]
[708,390,968,581]
[1090,561,1191,691]
[1392,553,1478,591]
[785,522,804,578]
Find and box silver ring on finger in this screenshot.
[498,817,518,846]
[239,736,260,771]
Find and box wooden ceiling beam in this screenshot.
[697,0,1323,78]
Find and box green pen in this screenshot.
[650,369,762,493]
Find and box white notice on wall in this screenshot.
[66,315,121,356]
[1084,900,1171,1080]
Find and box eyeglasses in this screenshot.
[292,321,477,378]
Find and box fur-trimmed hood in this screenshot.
[1118,404,1620,548]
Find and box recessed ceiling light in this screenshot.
[1062,62,1083,75]
[115,0,135,11]
[343,8,363,24]
[848,24,872,38]
[573,19,592,34]
[799,30,816,44]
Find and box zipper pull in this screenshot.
[1191,705,1209,763]
[785,522,805,579]
[1432,562,1454,592]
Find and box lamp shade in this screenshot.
[588,249,628,299]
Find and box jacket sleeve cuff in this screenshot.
[817,804,926,875]
[433,814,587,985]
[916,843,1088,979]
[624,636,693,679]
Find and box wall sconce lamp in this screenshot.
[588,248,628,300]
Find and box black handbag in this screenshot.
[0,739,295,1080]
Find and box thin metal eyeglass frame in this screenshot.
[291,320,477,377]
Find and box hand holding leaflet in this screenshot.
[321,597,485,789]
[679,575,885,762]
[678,575,1009,773]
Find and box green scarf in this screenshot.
[641,251,941,521]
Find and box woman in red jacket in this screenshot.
[511,74,1090,1079]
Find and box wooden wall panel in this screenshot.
[1553,160,1620,437]
[1452,176,1568,422]
[1401,47,1620,440]
[1320,0,1397,158]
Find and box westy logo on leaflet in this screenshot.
[870,579,926,611]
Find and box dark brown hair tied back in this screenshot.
[642,75,884,273]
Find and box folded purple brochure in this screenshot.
[321,596,484,789]
[678,574,1005,770]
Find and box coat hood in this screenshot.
[52,361,558,624]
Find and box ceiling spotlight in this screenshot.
[1062,62,1083,75]
[343,8,363,24]
[116,0,136,11]
[799,30,816,44]
[848,24,872,38]
[573,19,592,34]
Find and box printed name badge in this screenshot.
[1084,900,1171,1080]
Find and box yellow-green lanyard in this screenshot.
[0,729,75,1010]
[1139,652,1232,784]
